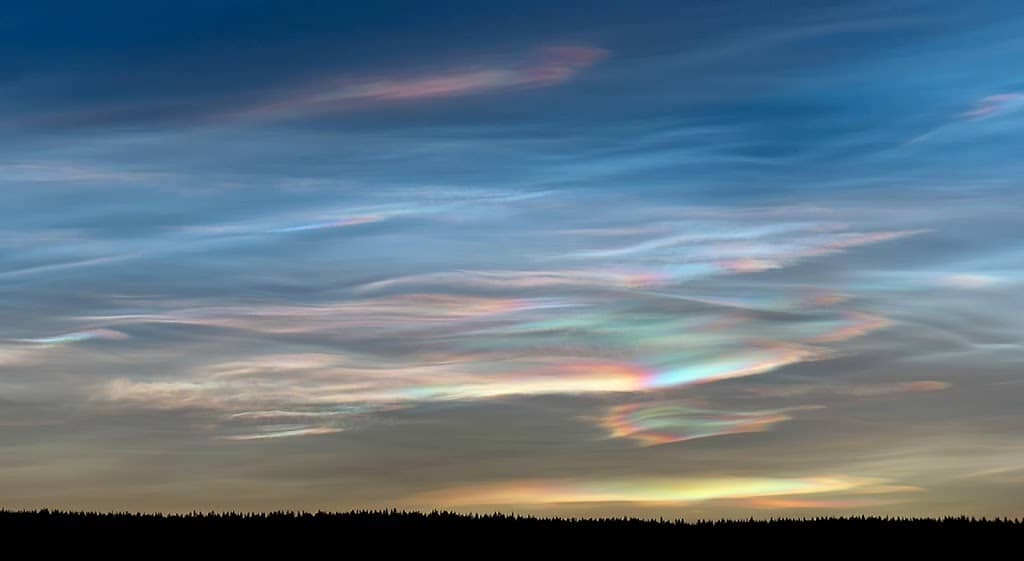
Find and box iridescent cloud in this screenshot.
[0,162,162,183]
[94,336,835,443]
[357,268,670,293]
[180,188,550,238]
[82,201,948,442]
[0,330,130,370]
[805,311,891,343]
[937,273,1004,289]
[570,223,924,282]
[646,343,827,387]
[598,402,824,446]
[79,294,567,336]
[740,496,909,509]
[97,348,823,412]
[408,475,909,507]
[245,45,608,118]
[360,222,921,294]
[222,426,344,441]
[960,93,1024,120]
[743,380,950,398]
[17,329,129,345]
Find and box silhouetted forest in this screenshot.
[3,509,1022,552]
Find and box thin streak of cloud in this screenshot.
[742,380,951,399]
[407,474,912,507]
[16,329,129,345]
[0,255,133,280]
[0,163,165,184]
[909,92,1024,144]
[960,93,1024,120]
[740,496,910,509]
[597,402,823,446]
[242,45,608,120]
[222,426,343,440]
[937,273,1004,289]
[357,269,670,293]
[805,311,891,343]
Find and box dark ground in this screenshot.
[3,509,1022,553]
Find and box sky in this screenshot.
[1,0,1023,518]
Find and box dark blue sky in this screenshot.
[1,1,1023,516]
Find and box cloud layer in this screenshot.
[1,0,1022,518]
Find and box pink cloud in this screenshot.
[524,45,610,85]
[248,45,608,118]
[960,93,1024,119]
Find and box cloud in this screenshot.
[357,269,670,293]
[49,200,967,445]
[16,329,129,345]
[642,342,829,388]
[598,402,823,446]
[222,426,344,441]
[360,227,925,296]
[79,294,570,336]
[739,496,910,509]
[569,224,925,280]
[742,380,950,399]
[909,92,1024,143]
[0,163,164,184]
[805,311,891,343]
[77,200,945,441]
[95,348,823,412]
[0,255,133,280]
[243,45,608,119]
[177,188,550,238]
[937,273,1004,289]
[960,93,1024,120]
[0,329,129,369]
[407,475,913,507]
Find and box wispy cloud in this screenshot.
[357,269,669,293]
[407,474,914,507]
[222,426,344,440]
[568,225,925,279]
[960,93,1024,120]
[805,311,891,343]
[0,163,164,184]
[16,329,129,345]
[0,255,134,280]
[598,402,823,446]
[243,45,608,119]
[742,380,950,399]
[77,200,941,441]
[739,496,910,509]
[910,91,1024,143]
[937,273,1004,289]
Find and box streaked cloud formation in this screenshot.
[1,0,1023,518]
[245,45,608,120]
[599,402,823,446]
[961,93,1024,120]
[77,198,917,445]
[410,475,917,507]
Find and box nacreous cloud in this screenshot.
[407,475,918,507]
[84,197,931,441]
[242,45,608,119]
[960,93,1024,120]
[598,402,824,446]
